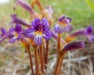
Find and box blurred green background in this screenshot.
[0,0,94,31]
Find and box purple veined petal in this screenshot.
[86,26,93,35]
[32,18,40,28]
[15,24,22,33]
[0,28,6,36]
[66,25,73,32]
[25,28,35,38]
[0,37,7,44]
[41,18,49,29]
[43,30,52,40]
[63,41,85,52]
[9,27,15,32]
[68,29,86,37]
[10,14,31,27]
[17,33,21,41]
[15,0,34,13]
[65,17,72,24]
[33,34,43,45]
[55,24,63,34]
[58,15,66,22]
[9,37,17,43]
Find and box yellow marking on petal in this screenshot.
[35,31,43,35]
[59,22,66,27]
[15,33,19,37]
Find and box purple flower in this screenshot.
[15,0,34,13]
[55,15,73,34]
[63,41,85,52]
[25,18,52,45]
[9,24,22,43]
[58,15,72,24]
[68,26,94,43]
[0,28,7,44]
[10,14,31,27]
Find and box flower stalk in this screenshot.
[34,47,39,75]
[45,40,49,69]
[39,45,44,74]
[57,34,61,51]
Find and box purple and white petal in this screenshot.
[43,30,52,40]
[32,18,40,28]
[65,17,72,24]
[41,18,49,30]
[25,28,35,38]
[58,15,66,22]
[11,14,31,27]
[63,41,85,52]
[66,25,73,32]
[9,37,17,43]
[15,0,34,13]
[33,35,43,45]
[55,24,64,34]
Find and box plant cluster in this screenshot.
[0,0,94,75]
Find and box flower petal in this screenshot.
[0,28,6,37]
[43,30,52,40]
[41,18,49,29]
[86,26,93,35]
[9,37,17,43]
[11,14,31,27]
[15,24,22,33]
[25,28,35,38]
[65,17,72,24]
[32,18,40,28]
[66,25,73,32]
[63,41,85,52]
[58,15,66,22]
[15,0,34,13]
[33,35,43,45]
[55,24,64,34]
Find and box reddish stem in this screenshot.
[34,47,39,75]
[20,39,34,75]
[27,48,35,75]
[45,41,49,69]
[39,45,44,74]
[55,56,64,75]
[57,34,61,51]
[35,0,44,12]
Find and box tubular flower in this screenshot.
[62,41,85,52]
[9,24,23,43]
[25,18,52,45]
[10,14,31,27]
[67,26,94,43]
[15,0,34,13]
[0,28,7,44]
[55,15,73,34]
